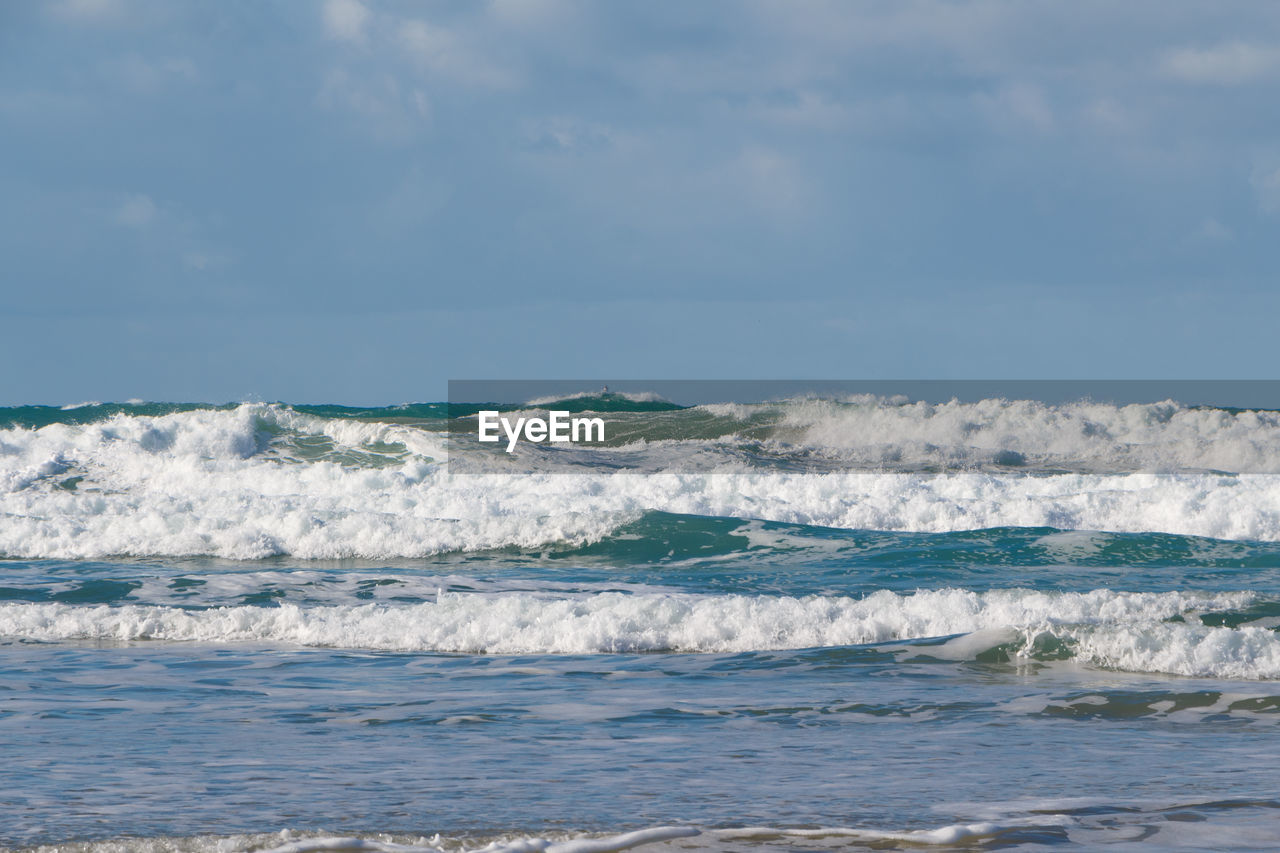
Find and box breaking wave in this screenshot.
[4,401,1280,560]
[8,587,1280,679]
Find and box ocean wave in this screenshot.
[5,465,1280,559]
[6,588,1278,678]
[9,395,1280,472]
[701,395,1280,474]
[16,808,1280,853]
[259,827,701,853]
[5,404,1280,559]
[520,391,682,412]
[9,828,701,853]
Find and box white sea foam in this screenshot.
[256,827,700,853]
[2,588,1270,678]
[5,404,1280,559]
[16,815,1275,853]
[522,391,670,407]
[11,828,700,853]
[715,822,1024,845]
[1070,622,1280,680]
[750,396,1280,474]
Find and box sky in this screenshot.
[2,0,1279,404]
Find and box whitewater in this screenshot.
[5,399,1280,561]
[6,395,1280,850]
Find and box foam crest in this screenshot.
[257,827,700,853]
[523,391,672,407]
[6,405,1280,559]
[12,829,700,853]
[15,814,1276,853]
[1071,622,1280,680]
[13,467,1280,560]
[765,396,1280,473]
[0,589,1251,659]
[716,822,1017,845]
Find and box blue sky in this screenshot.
[3,1,1279,404]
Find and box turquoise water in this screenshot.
[6,399,1280,850]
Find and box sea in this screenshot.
[6,391,1280,851]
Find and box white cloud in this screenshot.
[1194,218,1234,243]
[412,90,430,119]
[109,54,199,94]
[727,146,808,220]
[1162,43,1280,84]
[739,1,1021,85]
[746,91,850,130]
[976,83,1054,133]
[398,19,516,88]
[113,194,157,228]
[52,0,123,23]
[316,68,430,142]
[398,20,451,64]
[1082,98,1137,135]
[1252,165,1280,213]
[323,0,370,43]
[523,117,615,154]
[106,194,233,273]
[486,0,578,30]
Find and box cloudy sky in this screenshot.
[3,0,1279,403]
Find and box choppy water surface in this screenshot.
[5,398,1280,850]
